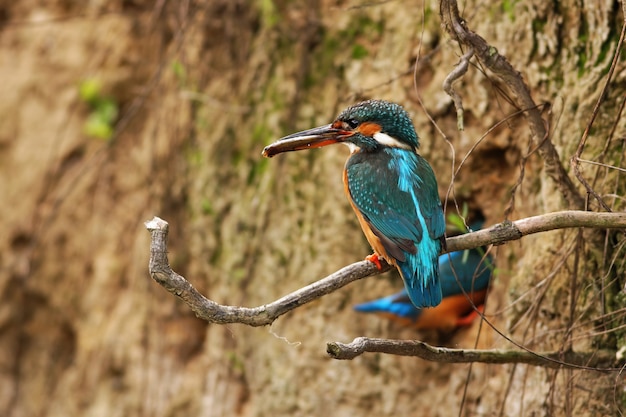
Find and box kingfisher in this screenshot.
[353,248,493,331]
[262,100,446,307]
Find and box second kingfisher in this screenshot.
[262,100,445,307]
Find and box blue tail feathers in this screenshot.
[397,243,443,308]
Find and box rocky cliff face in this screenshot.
[1,1,624,416]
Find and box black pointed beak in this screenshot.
[262,124,350,158]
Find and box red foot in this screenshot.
[455,304,485,327]
[366,253,383,270]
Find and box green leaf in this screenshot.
[78,79,103,105]
[84,113,114,140]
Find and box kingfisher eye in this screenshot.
[345,119,360,129]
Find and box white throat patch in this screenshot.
[373,132,414,151]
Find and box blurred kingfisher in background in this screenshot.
[262,100,446,307]
[353,247,493,331]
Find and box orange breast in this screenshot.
[342,168,396,267]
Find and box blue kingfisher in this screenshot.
[262,100,446,307]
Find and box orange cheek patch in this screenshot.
[357,122,381,137]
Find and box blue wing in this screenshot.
[439,249,492,296]
[346,149,445,307]
[353,290,420,321]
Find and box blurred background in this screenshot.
[1,0,625,416]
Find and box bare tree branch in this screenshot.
[439,0,585,209]
[442,47,474,131]
[446,210,626,252]
[145,211,625,368]
[145,217,389,327]
[145,211,626,326]
[326,337,621,370]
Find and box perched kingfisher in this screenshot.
[353,248,493,331]
[262,100,446,307]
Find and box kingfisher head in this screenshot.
[262,100,420,157]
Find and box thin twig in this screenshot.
[326,337,620,370]
[577,158,626,174]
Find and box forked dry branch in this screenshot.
[439,0,585,209]
[145,211,626,369]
